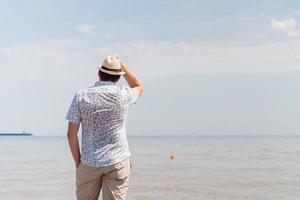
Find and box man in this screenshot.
[66,54,143,200]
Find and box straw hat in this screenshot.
[99,55,125,75]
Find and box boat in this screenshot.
[0,131,33,136]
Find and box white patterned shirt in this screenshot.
[65,81,139,167]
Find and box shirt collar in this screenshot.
[94,80,115,87]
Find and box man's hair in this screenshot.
[98,70,121,82]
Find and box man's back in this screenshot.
[66,81,139,167]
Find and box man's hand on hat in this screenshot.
[120,61,126,71]
[114,54,125,69]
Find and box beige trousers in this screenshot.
[76,158,130,200]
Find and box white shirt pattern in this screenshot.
[66,81,139,167]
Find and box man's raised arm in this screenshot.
[120,62,144,97]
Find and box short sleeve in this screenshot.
[65,92,81,124]
[121,86,139,105]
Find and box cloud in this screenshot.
[75,24,95,35]
[271,18,300,37]
[94,40,300,76]
[2,39,300,83]
[1,38,300,134]
[1,39,300,85]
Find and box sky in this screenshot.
[0,0,300,136]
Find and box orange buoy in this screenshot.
[170,154,176,160]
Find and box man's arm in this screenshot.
[120,62,144,96]
[67,122,81,168]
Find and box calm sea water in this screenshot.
[0,135,300,200]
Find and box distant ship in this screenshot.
[0,131,33,136]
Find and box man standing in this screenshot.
[66,55,143,200]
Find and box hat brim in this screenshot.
[99,68,125,75]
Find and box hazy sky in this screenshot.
[0,0,300,135]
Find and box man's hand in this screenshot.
[76,161,80,168]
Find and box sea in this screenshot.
[0,135,300,200]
